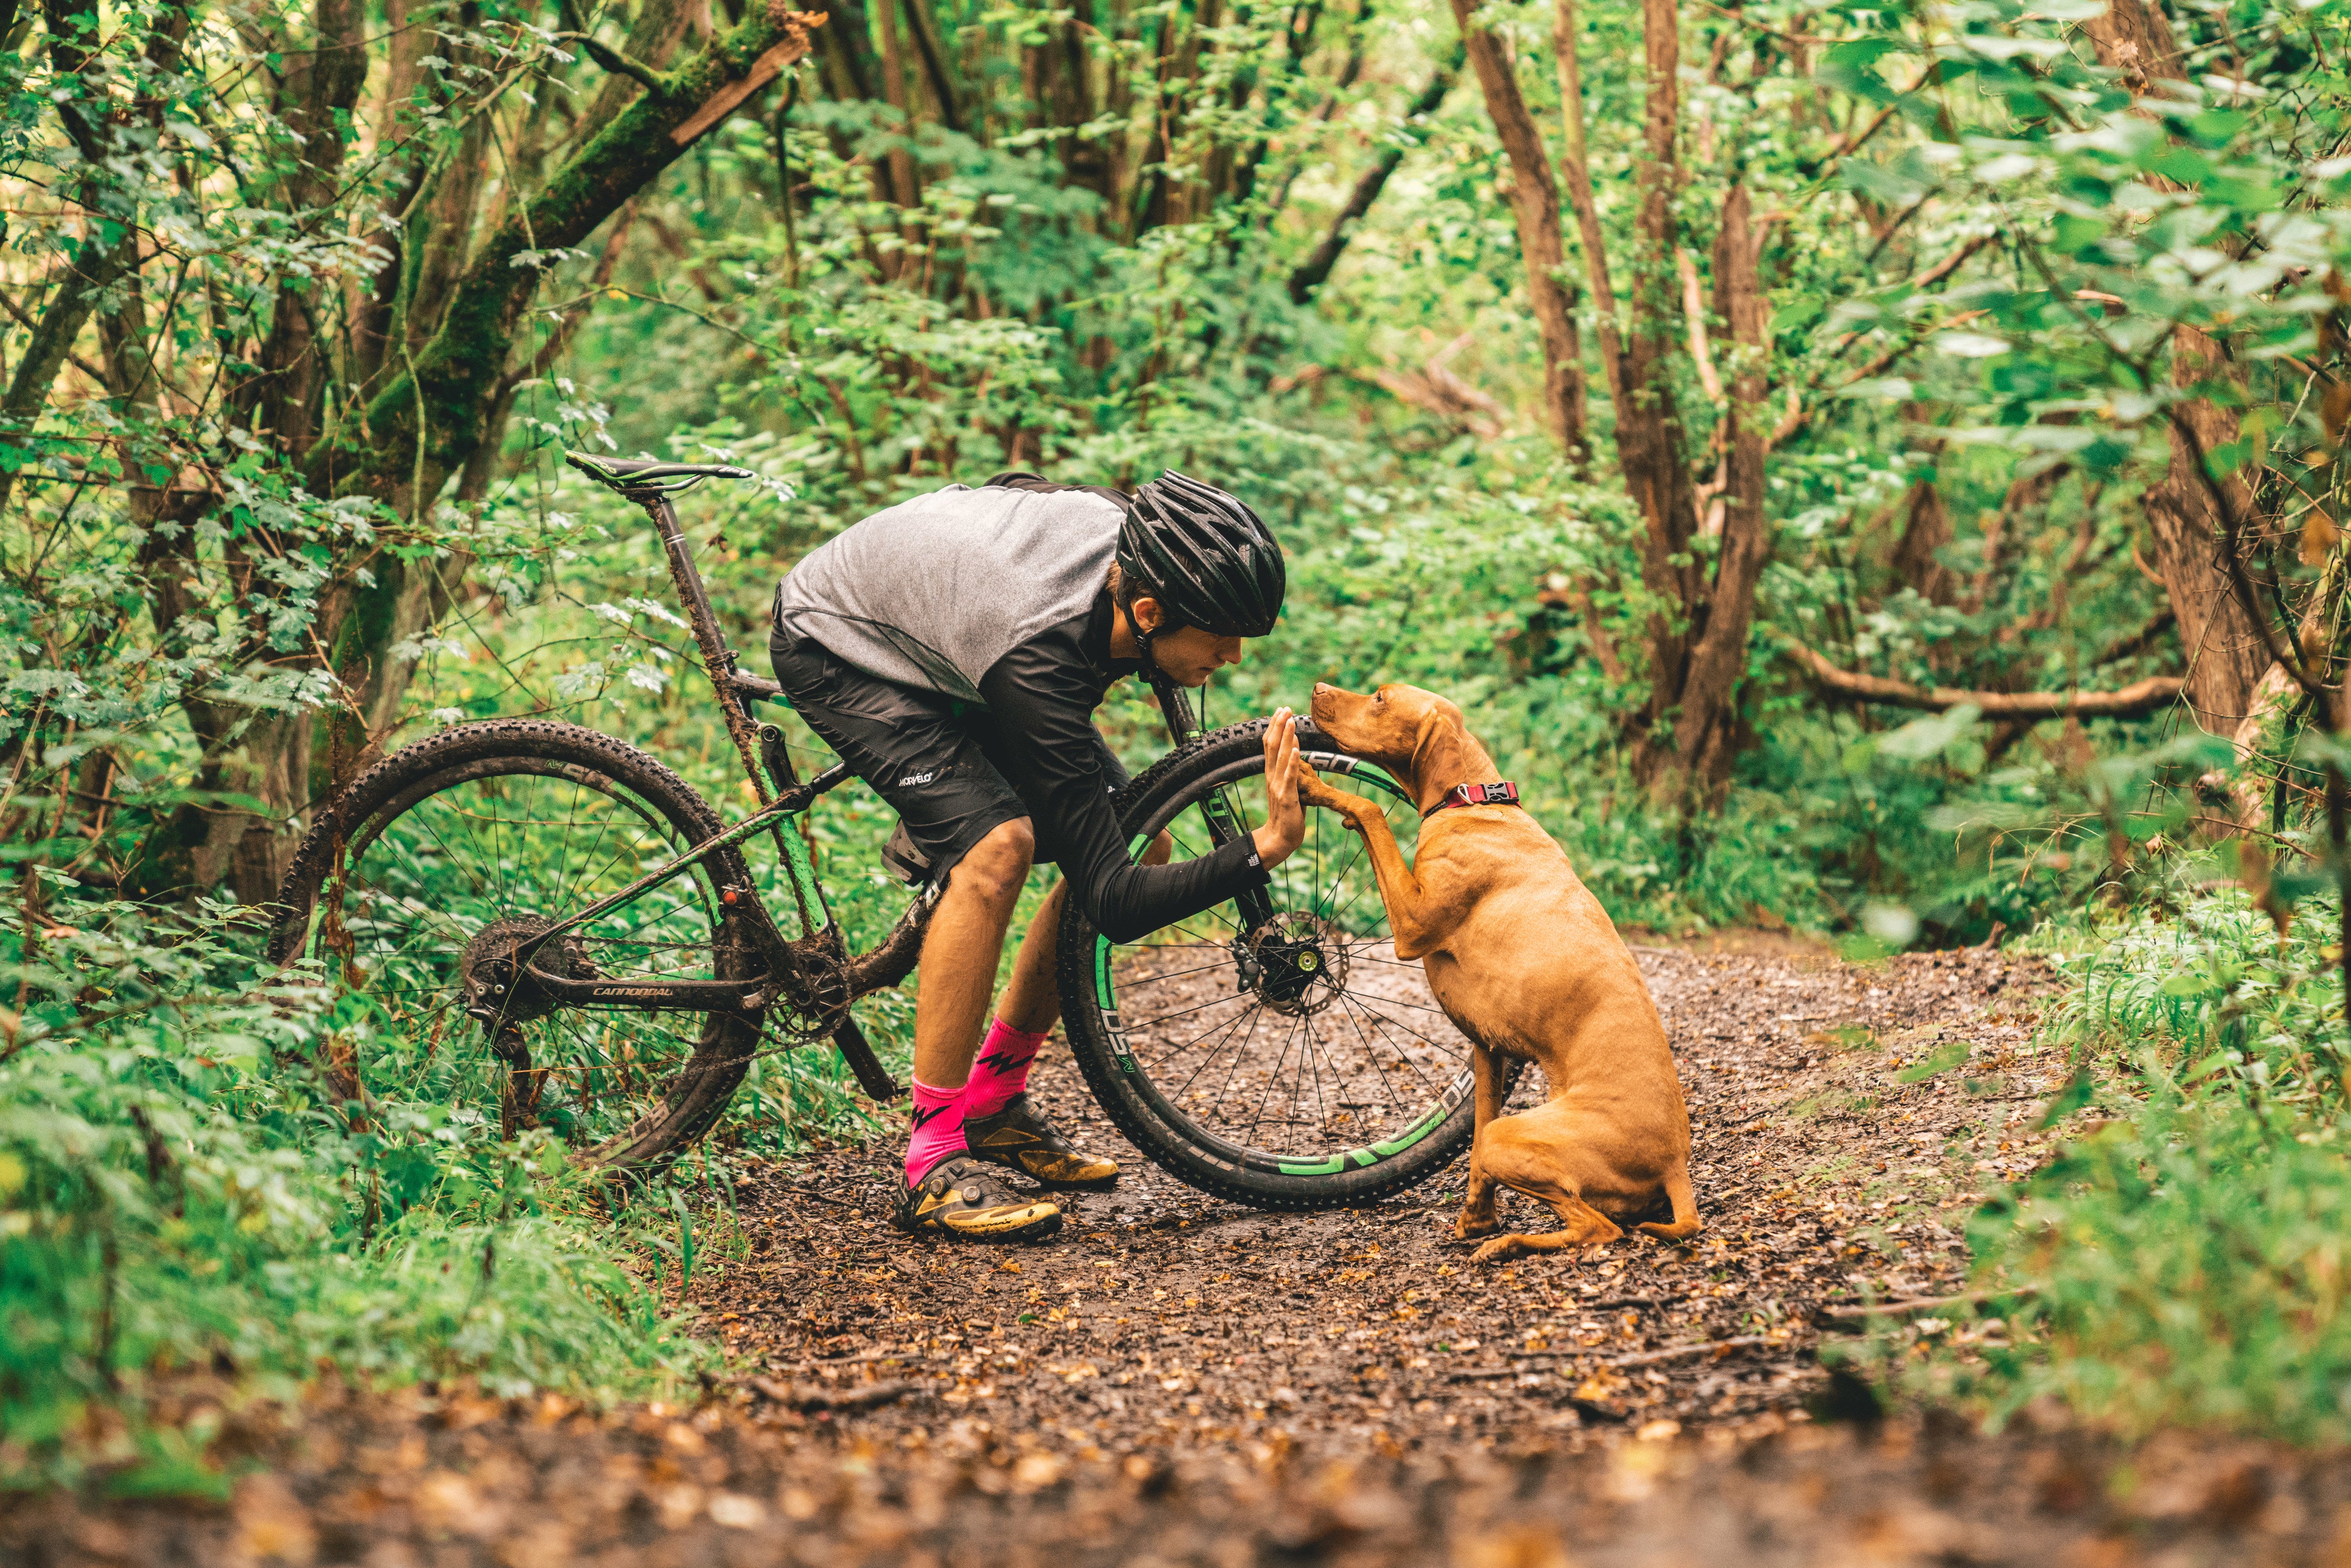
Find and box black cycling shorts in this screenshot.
[769,630,1128,888]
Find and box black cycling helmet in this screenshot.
[1117,470,1286,638]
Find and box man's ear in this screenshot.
[1133,596,1163,634]
[1408,705,1464,796]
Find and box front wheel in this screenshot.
[1057,719,1513,1210]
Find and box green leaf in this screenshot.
[1824,38,1903,66]
[2052,212,2108,254]
[2187,109,2248,148]
[1843,158,1927,202]
[1897,1040,1970,1083]
[2035,1071,2096,1129]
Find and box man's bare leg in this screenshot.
[893,817,1065,1239]
[911,818,1036,1088]
[957,832,1175,1190]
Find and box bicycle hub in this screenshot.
[1240,911,1350,1017]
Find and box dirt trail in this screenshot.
[22,942,2343,1565]
[695,941,2061,1453]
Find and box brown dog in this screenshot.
[1299,682,1700,1264]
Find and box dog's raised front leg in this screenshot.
[1455,1042,1503,1241]
[1296,771,1455,959]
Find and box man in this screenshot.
[771,470,1306,1243]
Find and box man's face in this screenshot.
[1136,597,1245,687]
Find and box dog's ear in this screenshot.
[1408,704,1466,798]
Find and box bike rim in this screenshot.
[1093,750,1476,1177]
[318,761,738,1143]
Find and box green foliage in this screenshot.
[1885,890,2351,1441]
[0,898,719,1490]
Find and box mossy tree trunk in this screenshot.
[113,2,820,901]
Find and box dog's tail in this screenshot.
[1634,1162,1702,1242]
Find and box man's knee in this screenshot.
[953,817,1035,906]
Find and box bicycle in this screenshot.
[267,453,1507,1207]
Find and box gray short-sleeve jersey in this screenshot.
[771,484,1122,703]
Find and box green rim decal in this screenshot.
[1372,1101,1450,1157]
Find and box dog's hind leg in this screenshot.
[1468,1194,1623,1265]
[1633,1162,1703,1242]
[1466,1114,1624,1264]
[1455,1043,1505,1241]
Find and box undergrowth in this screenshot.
[1890,889,2351,1443]
[0,897,728,1493]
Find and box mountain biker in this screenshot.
[769,470,1306,1244]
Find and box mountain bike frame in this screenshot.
[515,453,1275,1098]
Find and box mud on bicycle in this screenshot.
[267,454,1502,1208]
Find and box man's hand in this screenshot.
[1252,708,1306,872]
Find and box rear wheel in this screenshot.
[1057,719,1516,1210]
[267,720,765,1172]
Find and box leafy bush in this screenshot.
[1951,1099,2351,1443]
[1898,890,2351,1441]
[0,898,719,1492]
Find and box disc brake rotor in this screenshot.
[1239,911,1350,1017]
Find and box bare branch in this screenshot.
[1787,644,2184,719]
[563,32,672,96]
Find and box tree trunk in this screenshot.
[2080,0,2271,736]
[156,9,825,904]
[1662,181,1771,796]
[1447,0,1587,460]
[1552,0,1623,397]
[1618,0,1712,786]
[243,0,371,453]
[873,0,921,209]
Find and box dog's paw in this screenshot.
[1453,1213,1499,1242]
[1470,1235,1526,1265]
[1298,774,1375,818]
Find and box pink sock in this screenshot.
[965,1019,1050,1119]
[904,1074,969,1186]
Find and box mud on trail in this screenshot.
[19,942,2348,1565]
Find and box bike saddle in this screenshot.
[565,450,756,496]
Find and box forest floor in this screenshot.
[13,940,2350,1565]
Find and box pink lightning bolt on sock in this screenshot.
[903,1072,970,1186]
[963,1019,1051,1119]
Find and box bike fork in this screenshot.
[1149,668,1278,939]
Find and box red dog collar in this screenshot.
[1424,781,1519,818]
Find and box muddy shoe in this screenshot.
[894,1154,1064,1243]
[962,1093,1120,1191]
